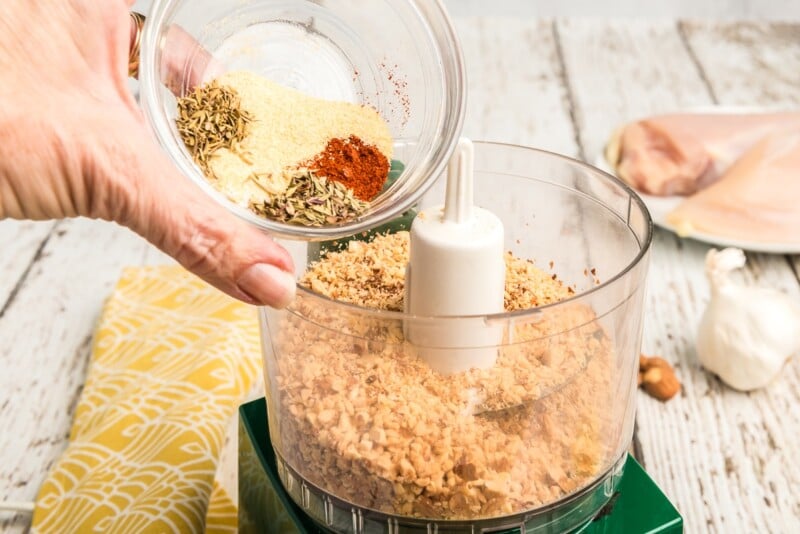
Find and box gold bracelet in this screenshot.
[128,11,146,79]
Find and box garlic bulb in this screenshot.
[696,248,800,391]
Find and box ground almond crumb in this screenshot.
[269,231,618,520]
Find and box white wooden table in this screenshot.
[2,18,799,534]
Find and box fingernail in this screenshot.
[237,264,296,308]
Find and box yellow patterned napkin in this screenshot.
[31,266,262,533]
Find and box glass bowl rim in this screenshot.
[290,141,654,322]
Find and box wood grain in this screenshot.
[679,21,800,107]
[0,219,151,533]
[454,17,579,157]
[557,18,800,533]
[443,0,800,19]
[0,221,55,317]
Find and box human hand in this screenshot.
[0,0,296,308]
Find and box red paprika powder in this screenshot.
[309,135,389,201]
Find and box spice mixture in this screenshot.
[176,71,393,225]
[266,232,620,520]
[250,172,368,227]
[176,81,252,175]
[308,135,390,201]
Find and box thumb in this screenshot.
[117,134,297,308]
[160,24,226,95]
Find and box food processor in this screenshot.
[137,1,682,532]
[256,142,657,532]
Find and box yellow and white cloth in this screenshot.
[31,266,262,533]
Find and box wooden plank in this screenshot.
[0,221,55,315]
[442,0,800,20]
[0,218,152,533]
[454,17,579,157]
[679,21,800,107]
[557,19,800,533]
[677,20,800,532]
[452,17,608,284]
[556,20,713,161]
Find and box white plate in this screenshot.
[594,152,800,255]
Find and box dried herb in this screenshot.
[250,172,368,226]
[176,82,252,175]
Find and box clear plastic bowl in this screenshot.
[138,0,466,240]
[260,143,653,532]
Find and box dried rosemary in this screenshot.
[176,81,252,174]
[250,172,368,226]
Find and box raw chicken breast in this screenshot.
[606,112,800,196]
[667,129,800,245]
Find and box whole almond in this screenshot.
[640,354,671,371]
[642,367,681,401]
[644,356,672,370]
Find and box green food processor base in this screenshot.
[238,398,683,534]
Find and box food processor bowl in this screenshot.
[260,143,653,532]
[138,0,466,240]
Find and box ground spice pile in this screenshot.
[176,71,393,226]
[176,81,252,175]
[250,172,368,226]
[308,135,390,201]
[271,232,619,520]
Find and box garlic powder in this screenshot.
[206,71,394,205]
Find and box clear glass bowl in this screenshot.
[138,0,466,240]
[260,143,653,532]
